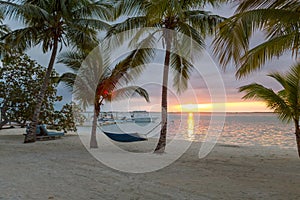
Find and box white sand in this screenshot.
[0,128,299,200]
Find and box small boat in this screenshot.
[98,112,128,125]
[130,111,154,123]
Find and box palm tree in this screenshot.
[239,63,300,158]
[0,11,10,57]
[0,0,113,143]
[213,0,300,78]
[59,47,150,148]
[108,0,226,152]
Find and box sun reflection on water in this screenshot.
[187,113,195,140]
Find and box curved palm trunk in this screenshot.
[294,119,300,158]
[90,104,99,148]
[155,32,172,153]
[24,37,59,143]
[90,98,103,148]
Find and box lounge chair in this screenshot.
[24,124,64,140]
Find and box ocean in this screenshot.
[78,112,296,149]
[167,112,295,148]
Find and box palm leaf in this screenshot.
[213,2,300,76]
[239,83,293,122]
[114,0,145,18]
[57,51,86,72]
[185,10,225,37]
[106,86,150,103]
[58,72,77,91]
[236,0,300,12]
[236,33,298,78]
[239,63,300,123]
[105,16,148,48]
[3,26,41,52]
[176,21,205,53]
[170,52,194,94]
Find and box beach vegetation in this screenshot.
[0,10,10,57]
[213,0,300,78]
[0,52,61,128]
[239,63,300,158]
[0,0,113,143]
[47,102,86,133]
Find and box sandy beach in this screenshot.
[0,128,299,200]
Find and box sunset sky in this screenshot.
[5,3,295,113]
[101,3,294,113]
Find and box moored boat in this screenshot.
[130,111,155,123]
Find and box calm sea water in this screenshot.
[79,112,296,149]
[168,112,296,149]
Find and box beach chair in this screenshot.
[24,124,64,140]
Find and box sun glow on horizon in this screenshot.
[171,101,269,113]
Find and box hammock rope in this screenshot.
[143,121,162,136]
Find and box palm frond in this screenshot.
[185,10,225,37]
[72,74,97,109]
[106,86,150,103]
[145,0,169,23]
[1,0,112,55]
[0,0,49,23]
[239,62,300,123]
[0,23,9,37]
[213,9,271,69]
[89,0,114,21]
[239,83,293,122]
[281,63,300,119]
[75,18,111,31]
[268,72,288,89]
[2,26,41,52]
[214,2,300,76]
[236,0,300,12]
[186,0,228,8]
[170,52,194,94]
[114,0,145,18]
[105,16,148,48]
[0,11,10,57]
[108,47,156,87]
[57,51,86,72]
[64,23,98,52]
[176,21,205,53]
[236,32,297,78]
[58,72,77,91]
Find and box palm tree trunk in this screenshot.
[90,105,99,148]
[24,37,59,143]
[0,102,8,129]
[155,31,172,153]
[296,133,300,158]
[90,98,103,148]
[294,119,300,158]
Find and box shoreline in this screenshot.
[2,127,297,150]
[0,128,299,199]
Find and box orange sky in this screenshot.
[169,101,270,113]
[104,99,271,113]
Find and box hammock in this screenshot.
[98,122,161,143]
[101,131,147,142]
